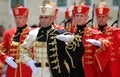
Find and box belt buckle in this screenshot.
[41,62,46,68]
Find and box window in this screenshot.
[11,0,24,8]
[85,0,91,6]
[57,0,67,7]
[113,0,120,6]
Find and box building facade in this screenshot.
[0,0,119,30]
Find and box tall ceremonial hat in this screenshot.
[49,2,59,17]
[95,1,110,16]
[12,2,29,17]
[65,5,74,19]
[74,0,90,15]
[39,0,55,16]
[65,9,72,19]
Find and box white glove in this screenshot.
[27,60,38,74]
[5,57,18,68]
[86,39,102,47]
[56,34,73,43]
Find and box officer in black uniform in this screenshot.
[20,2,84,77]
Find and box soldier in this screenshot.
[0,5,32,77]
[94,2,120,77]
[73,3,112,77]
[20,3,84,77]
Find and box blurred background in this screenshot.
[0,0,120,30]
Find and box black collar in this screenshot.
[98,24,107,32]
[16,24,27,33]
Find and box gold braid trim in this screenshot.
[94,54,103,72]
[65,35,82,68]
[19,44,32,64]
[65,46,75,68]
[66,35,82,51]
[96,39,109,52]
[64,60,70,75]
[95,39,110,72]
[0,43,5,53]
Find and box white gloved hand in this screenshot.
[5,57,18,68]
[86,39,102,47]
[27,60,38,74]
[56,34,73,43]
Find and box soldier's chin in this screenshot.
[16,24,22,27]
[41,25,49,28]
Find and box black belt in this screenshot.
[35,63,49,67]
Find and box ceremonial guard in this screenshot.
[73,2,112,77]
[20,2,84,77]
[94,2,120,77]
[0,5,32,77]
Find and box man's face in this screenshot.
[14,16,28,28]
[96,15,108,26]
[39,15,54,27]
[74,14,89,26]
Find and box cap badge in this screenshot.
[78,6,81,13]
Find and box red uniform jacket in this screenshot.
[94,26,120,77]
[75,26,111,77]
[0,25,32,77]
[53,24,64,30]
[0,59,4,77]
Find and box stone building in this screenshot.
[0,0,119,30]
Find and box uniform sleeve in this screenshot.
[1,30,11,54]
[65,35,84,67]
[0,50,7,63]
[0,30,12,62]
[93,33,112,72]
[20,30,36,64]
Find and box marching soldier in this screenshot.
[73,2,112,77]
[20,3,84,77]
[0,5,32,77]
[94,2,120,77]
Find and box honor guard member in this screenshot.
[64,8,85,77]
[94,2,120,77]
[73,2,112,77]
[0,5,32,77]
[20,3,84,77]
